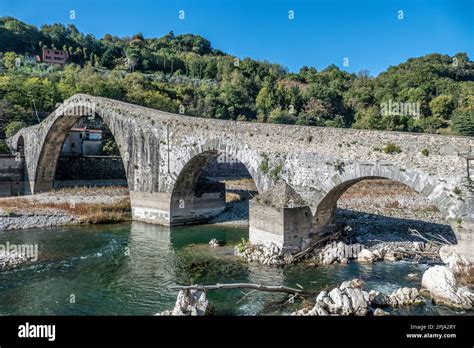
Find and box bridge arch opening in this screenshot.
[16,136,25,155]
[34,107,131,221]
[34,105,129,193]
[53,116,127,190]
[170,150,258,226]
[314,177,457,245]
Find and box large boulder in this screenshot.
[422,265,472,309]
[439,245,472,280]
[357,249,374,263]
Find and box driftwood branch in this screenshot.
[425,232,453,245]
[293,233,337,260]
[170,283,314,295]
[409,228,444,246]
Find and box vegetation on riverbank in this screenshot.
[0,186,131,225]
[0,197,131,224]
[0,16,473,139]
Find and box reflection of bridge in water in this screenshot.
[8,94,474,261]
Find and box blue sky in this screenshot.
[2,0,473,75]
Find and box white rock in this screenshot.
[312,303,329,316]
[439,245,471,276]
[422,265,472,309]
[208,239,220,247]
[328,288,344,309]
[372,248,385,260]
[373,308,390,316]
[357,249,374,263]
[384,251,401,262]
[170,289,210,316]
[345,287,368,315]
[340,278,364,290]
[388,287,423,306]
[316,290,328,303]
[340,294,353,315]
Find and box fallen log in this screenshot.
[170,283,315,295]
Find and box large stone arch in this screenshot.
[312,162,459,238]
[168,138,270,194]
[168,140,266,226]
[33,101,130,194]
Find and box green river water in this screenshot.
[0,222,469,316]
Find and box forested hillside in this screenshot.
[0,16,473,142]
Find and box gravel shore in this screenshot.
[0,186,130,230]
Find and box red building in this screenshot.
[42,48,68,66]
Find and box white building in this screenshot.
[61,128,102,156]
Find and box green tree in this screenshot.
[2,51,17,70]
[452,111,474,136]
[353,106,384,130]
[268,107,296,124]
[4,120,26,137]
[429,94,454,119]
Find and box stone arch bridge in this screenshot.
[7,94,474,261]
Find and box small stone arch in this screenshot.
[16,135,25,155]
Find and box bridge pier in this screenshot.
[130,178,226,226]
[130,191,173,225]
[249,183,314,252]
[452,218,474,262]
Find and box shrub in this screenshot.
[383,143,402,154]
[259,153,270,173]
[4,121,26,138]
[102,139,119,155]
[421,149,429,156]
[270,162,284,181]
[0,140,10,154]
[235,238,249,253]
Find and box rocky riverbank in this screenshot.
[234,233,442,267]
